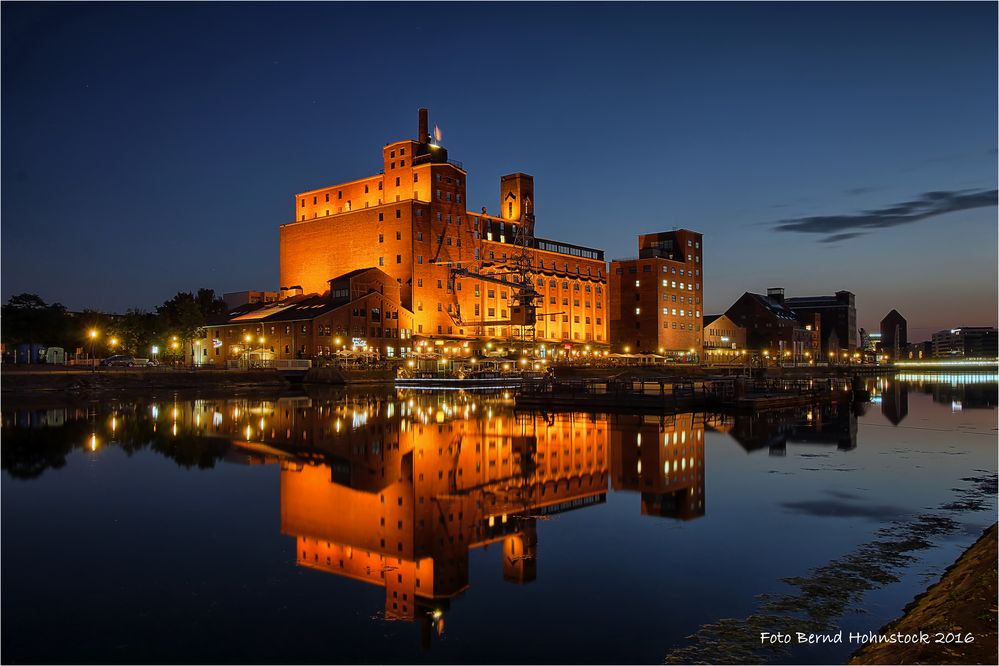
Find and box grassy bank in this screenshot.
[849,523,997,665]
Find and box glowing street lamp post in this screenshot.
[88,329,98,372]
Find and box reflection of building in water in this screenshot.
[894,374,998,410]
[727,402,857,454]
[189,392,707,635]
[202,394,608,635]
[278,407,610,623]
[16,392,709,641]
[880,379,908,425]
[610,413,705,520]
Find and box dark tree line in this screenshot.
[2,289,226,359]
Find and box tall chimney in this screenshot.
[418,108,429,143]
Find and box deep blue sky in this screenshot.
[3,2,996,337]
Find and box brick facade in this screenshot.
[609,230,704,357]
[279,109,608,350]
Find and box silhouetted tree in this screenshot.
[1,293,74,347]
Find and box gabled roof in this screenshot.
[703,314,724,327]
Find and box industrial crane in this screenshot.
[433,210,550,352]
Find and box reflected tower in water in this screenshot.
[223,392,706,635]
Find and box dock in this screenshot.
[516,374,865,414]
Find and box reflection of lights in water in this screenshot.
[664,462,669,475]
[195,413,200,427]
[172,423,177,437]
[636,460,642,474]
[636,433,641,447]
[352,410,367,429]
[213,412,223,427]
[245,425,252,440]
[259,418,265,432]
[952,401,963,412]
[151,405,159,420]
[335,419,342,433]
[111,416,117,433]
[89,434,97,451]
[172,408,178,420]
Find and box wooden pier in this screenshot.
[516,374,864,414]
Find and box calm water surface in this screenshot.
[2,374,996,664]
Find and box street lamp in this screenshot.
[88,329,98,372]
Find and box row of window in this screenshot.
[625,266,701,277]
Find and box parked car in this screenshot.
[101,355,137,367]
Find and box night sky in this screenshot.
[3,2,996,339]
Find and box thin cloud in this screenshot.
[773,188,997,241]
[820,232,867,243]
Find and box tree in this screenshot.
[107,309,160,356]
[195,288,227,317]
[1,293,73,348]
[157,292,210,364]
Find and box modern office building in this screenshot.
[608,230,704,358]
[278,109,608,354]
[931,327,998,358]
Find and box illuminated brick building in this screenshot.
[279,109,608,352]
[200,267,414,363]
[608,230,704,358]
